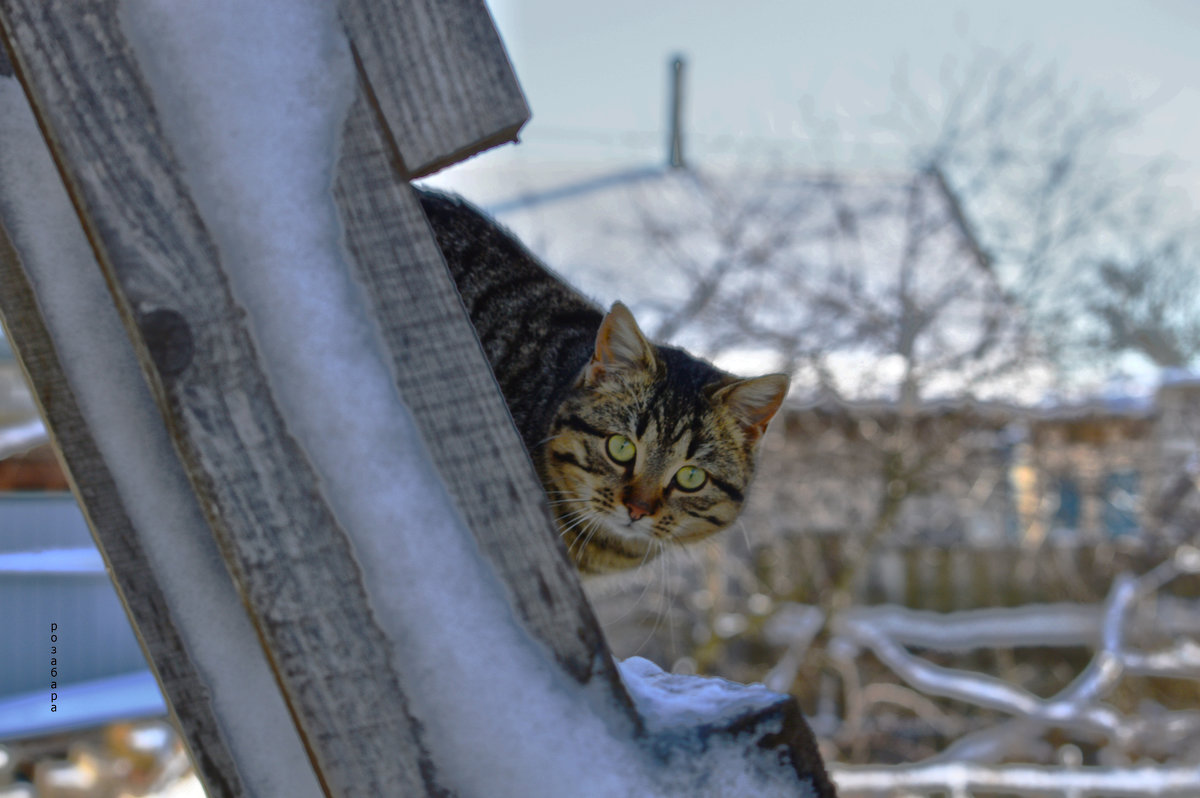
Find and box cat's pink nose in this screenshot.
[626,500,654,521]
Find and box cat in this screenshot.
[418,188,789,575]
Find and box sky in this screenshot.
[437,0,1200,207]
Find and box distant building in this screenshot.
[747,378,1200,551]
[0,338,59,490]
[0,442,68,491]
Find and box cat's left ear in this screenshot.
[586,302,658,385]
[713,374,790,439]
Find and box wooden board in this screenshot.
[333,85,637,720]
[338,0,529,177]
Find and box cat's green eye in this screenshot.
[675,465,707,491]
[606,434,636,463]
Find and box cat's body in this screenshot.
[418,188,787,574]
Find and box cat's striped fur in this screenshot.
[418,189,788,574]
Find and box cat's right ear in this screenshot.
[586,302,658,385]
[713,373,790,440]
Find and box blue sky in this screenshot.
[443,0,1199,205]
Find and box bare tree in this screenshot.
[885,50,1198,374]
[623,166,1032,407]
[1085,240,1200,369]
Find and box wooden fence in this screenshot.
[773,534,1197,610]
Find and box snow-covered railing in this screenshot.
[0,416,45,460]
[0,2,833,796]
[816,546,1200,797]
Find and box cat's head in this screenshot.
[538,302,789,574]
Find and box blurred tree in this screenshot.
[1085,242,1200,369]
[630,167,1031,406]
[885,50,1199,374]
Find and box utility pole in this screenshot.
[668,54,686,169]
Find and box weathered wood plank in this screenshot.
[0,44,326,798]
[0,4,440,795]
[333,85,636,718]
[338,0,529,177]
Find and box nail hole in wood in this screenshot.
[138,308,193,378]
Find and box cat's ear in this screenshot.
[713,373,790,439]
[586,302,658,385]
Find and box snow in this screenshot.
[619,658,821,798]
[0,417,47,460]
[0,547,103,575]
[121,4,638,796]
[832,761,1200,797]
[620,656,778,730]
[111,2,820,795]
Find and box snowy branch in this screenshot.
[833,597,1200,652]
[782,549,1200,795]
[829,564,1200,759]
[0,417,47,460]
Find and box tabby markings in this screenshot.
[550,450,603,475]
[556,414,608,439]
[685,509,726,526]
[707,474,744,503]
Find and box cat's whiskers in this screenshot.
[544,490,593,510]
[602,537,663,628]
[733,519,752,553]
[544,489,588,498]
[554,506,597,531]
[573,517,605,564]
[662,540,679,660]
[557,509,610,565]
[552,497,592,514]
[546,497,590,507]
[633,539,672,657]
[556,510,596,539]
